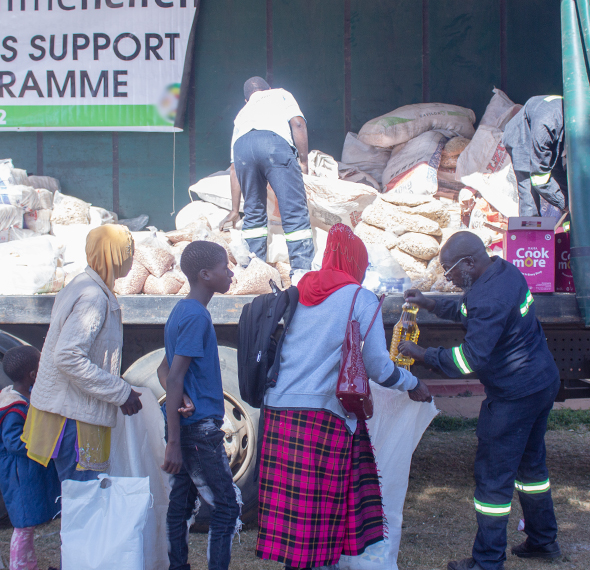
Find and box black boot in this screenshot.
[511,539,561,559]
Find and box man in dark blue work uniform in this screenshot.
[503,95,567,217]
[219,76,314,272]
[399,231,561,570]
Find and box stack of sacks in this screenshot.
[437,136,470,194]
[352,102,476,196]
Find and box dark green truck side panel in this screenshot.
[0,0,563,231]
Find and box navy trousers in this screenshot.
[472,380,560,570]
[233,130,314,272]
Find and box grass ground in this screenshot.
[1,410,588,570]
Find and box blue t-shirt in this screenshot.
[163,299,225,425]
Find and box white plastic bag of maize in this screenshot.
[340,385,437,570]
[28,175,61,192]
[358,103,476,149]
[61,474,151,570]
[382,131,446,194]
[109,388,170,570]
[24,209,51,234]
[341,132,391,184]
[0,205,23,231]
[455,125,519,218]
[303,174,377,231]
[0,236,57,295]
[188,170,244,212]
[479,88,522,131]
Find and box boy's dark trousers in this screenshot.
[166,418,240,570]
[472,380,560,570]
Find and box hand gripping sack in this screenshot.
[61,474,151,570]
[336,288,385,420]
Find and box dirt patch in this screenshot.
[1,429,587,570]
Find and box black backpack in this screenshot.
[237,280,299,408]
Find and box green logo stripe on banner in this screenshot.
[0,105,171,129]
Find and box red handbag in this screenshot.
[336,287,385,420]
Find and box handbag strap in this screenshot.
[347,287,385,340]
[363,294,385,341]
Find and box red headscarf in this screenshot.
[297,223,369,306]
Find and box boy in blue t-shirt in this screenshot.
[160,240,239,570]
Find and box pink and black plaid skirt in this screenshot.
[256,409,384,568]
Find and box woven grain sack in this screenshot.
[143,272,183,295]
[480,88,522,131]
[354,221,398,250]
[382,131,446,194]
[403,200,451,228]
[390,249,427,280]
[358,103,476,148]
[28,175,60,192]
[0,205,23,231]
[381,192,433,207]
[341,132,391,184]
[304,174,377,231]
[188,171,244,212]
[362,198,441,237]
[275,261,291,289]
[175,201,230,231]
[114,260,150,295]
[166,219,211,244]
[397,233,439,261]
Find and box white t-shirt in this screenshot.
[230,88,305,162]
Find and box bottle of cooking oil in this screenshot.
[389,303,420,370]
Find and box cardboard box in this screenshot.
[503,217,557,292]
[555,228,575,292]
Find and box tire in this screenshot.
[122,344,260,526]
[0,330,28,523]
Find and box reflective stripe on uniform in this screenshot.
[461,303,467,317]
[515,479,551,494]
[474,498,511,517]
[284,228,313,242]
[520,290,534,317]
[452,345,473,374]
[544,95,563,102]
[242,226,268,239]
[531,172,551,186]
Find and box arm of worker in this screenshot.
[2,410,28,457]
[360,296,431,402]
[289,116,309,175]
[402,298,511,378]
[157,355,195,419]
[530,122,566,211]
[161,354,191,475]
[404,289,462,322]
[219,164,242,230]
[54,295,142,416]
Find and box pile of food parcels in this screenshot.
[0,88,522,296]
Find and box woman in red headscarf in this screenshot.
[256,224,425,570]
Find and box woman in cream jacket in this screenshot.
[22,225,142,482]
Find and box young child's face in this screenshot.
[208,254,234,294]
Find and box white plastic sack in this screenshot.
[340,386,437,570]
[479,88,522,131]
[188,170,244,212]
[51,223,93,266]
[176,200,231,231]
[308,150,339,179]
[24,209,51,234]
[51,191,91,225]
[382,131,446,194]
[28,175,60,192]
[455,125,519,218]
[338,165,380,191]
[341,132,391,184]
[358,103,476,148]
[0,160,15,190]
[89,206,117,227]
[61,474,151,570]
[0,227,38,243]
[0,204,23,231]
[304,174,378,231]
[0,236,57,294]
[109,388,171,570]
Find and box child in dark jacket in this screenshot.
[0,346,61,570]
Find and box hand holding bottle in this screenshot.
[404,289,436,312]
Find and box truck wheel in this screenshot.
[122,345,260,526]
[0,330,28,522]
